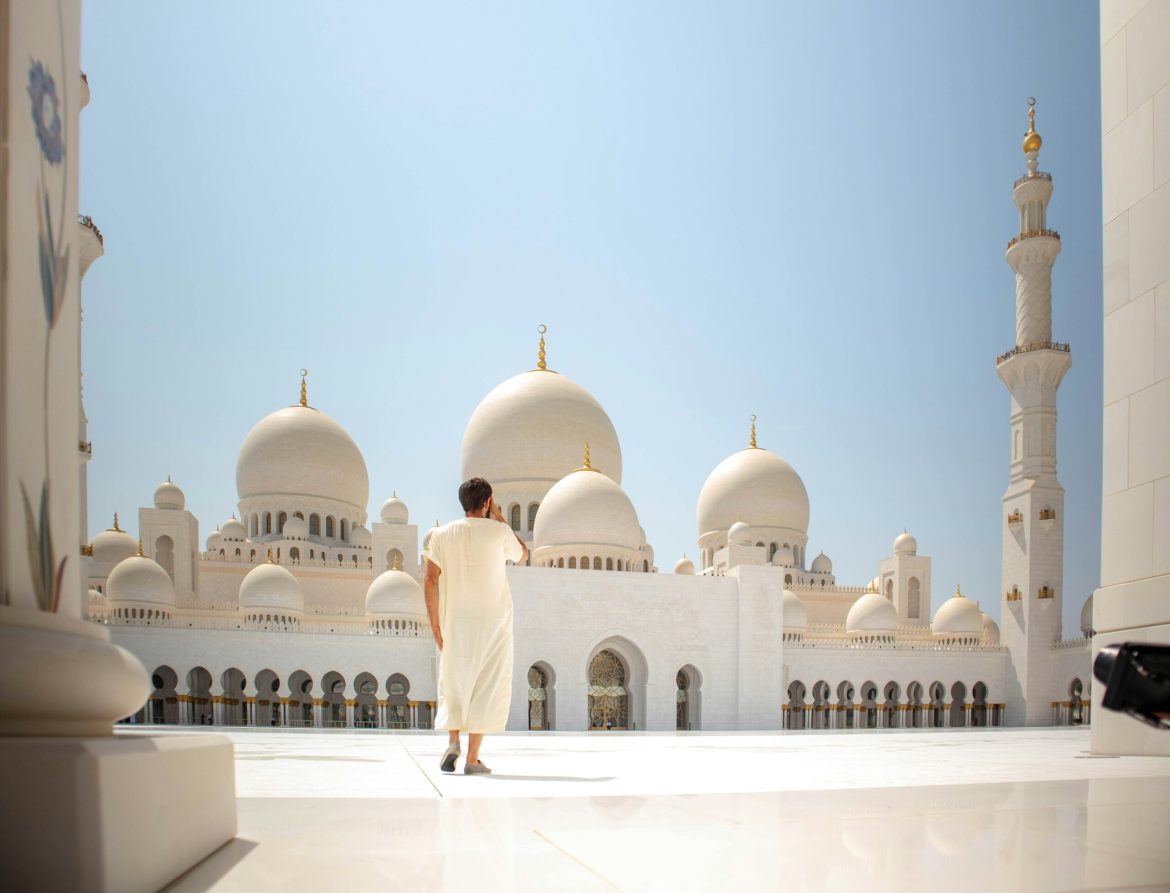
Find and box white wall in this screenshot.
[1093,0,1170,756]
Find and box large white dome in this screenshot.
[932,586,983,637]
[106,554,175,608]
[91,520,137,566]
[534,468,642,551]
[239,561,303,614]
[697,447,809,537]
[236,404,369,511]
[846,592,898,634]
[366,569,425,617]
[461,369,622,486]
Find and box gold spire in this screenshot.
[749,414,758,449]
[536,324,548,371]
[576,442,598,472]
[391,553,403,571]
[112,512,121,532]
[267,548,276,564]
[866,579,878,594]
[136,540,144,558]
[1022,97,1042,154]
[955,582,963,598]
[299,369,309,407]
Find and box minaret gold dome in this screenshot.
[1022,97,1042,154]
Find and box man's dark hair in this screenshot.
[459,477,493,513]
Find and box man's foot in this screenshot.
[440,743,460,773]
[464,760,491,775]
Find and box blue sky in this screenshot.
[79,2,1102,634]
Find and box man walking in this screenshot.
[424,477,527,774]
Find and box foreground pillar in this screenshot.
[0,7,236,889]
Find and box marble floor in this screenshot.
[143,726,1170,892]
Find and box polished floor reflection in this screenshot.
[151,727,1170,892]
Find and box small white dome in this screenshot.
[846,592,898,634]
[728,521,753,546]
[534,468,642,552]
[811,552,832,574]
[91,521,138,566]
[772,545,794,567]
[106,554,176,608]
[239,560,303,614]
[351,524,372,548]
[206,530,223,551]
[674,556,695,575]
[153,478,185,510]
[782,589,807,631]
[932,586,983,637]
[380,495,409,524]
[893,531,918,556]
[1080,594,1094,637]
[981,612,1000,645]
[365,569,425,616]
[88,587,104,600]
[221,517,247,541]
[697,446,810,537]
[423,522,440,551]
[283,516,308,539]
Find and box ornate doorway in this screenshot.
[528,666,548,730]
[588,649,628,730]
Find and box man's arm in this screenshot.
[424,558,443,649]
[489,498,529,564]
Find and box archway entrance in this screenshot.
[386,673,410,728]
[528,666,549,730]
[588,649,629,731]
[675,666,702,731]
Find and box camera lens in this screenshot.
[1093,645,1118,685]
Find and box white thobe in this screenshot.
[424,517,524,733]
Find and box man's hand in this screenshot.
[424,558,443,650]
[432,624,444,650]
[488,498,505,523]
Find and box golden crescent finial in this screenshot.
[1023,97,1042,154]
[537,324,548,371]
[955,582,962,597]
[299,369,309,407]
[749,414,758,449]
[267,548,276,564]
[136,540,145,558]
[112,512,121,532]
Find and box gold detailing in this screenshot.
[1007,509,1022,525]
[576,442,599,473]
[81,544,94,557]
[536,324,548,371]
[996,340,1070,365]
[1039,508,1056,521]
[391,553,402,571]
[267,548,276,564]
[955,583,963,598]
[749,414,758,449]
[78,214,103,245]
[111,512,122,532]
[1038,585,1054,599]
[1022,97,1042,154]
[136,540,144,558]
[866,579,878,594]
[1006,585,1021,602]
[299,369,309,407]
[1006,228,1060,251]
[78,440,92,454]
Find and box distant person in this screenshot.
[424,477,527,775]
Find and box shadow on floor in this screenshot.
[161,838,259,892]
[477,774,617,783]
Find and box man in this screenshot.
[424,477,527,775]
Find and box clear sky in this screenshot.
[79,2,1102,635]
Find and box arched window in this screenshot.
[264,513,272,535]
[908,577,921,618]
[784,574,792,585]
[593,557,602,570]
[250,514,259,537]
[325,516,335,538]
[606,557,613,571]
[568,557,576,569]
[510,504,521,531]
[309,514,320,536]
[527,503,539,531]
[340,519,348,541]
[278,512,287,533]
[290,547,300,562]
[557,557,564,568]
[768,543,778,562]
[643,560,649,572]
[234,548,241,558]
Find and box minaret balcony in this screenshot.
[1013,170,1052,189]
[78,214,105,278]
[1006,228,1059,251]
[1038,508,1056,531]
[1038,586,1055,600]
[1007,509,1023,528]
[1006,586,1021,602]
[996,341,1070,366]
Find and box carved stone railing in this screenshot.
[78,213,103,245]
[1006,228,1059,251]
[996,341,1071,365]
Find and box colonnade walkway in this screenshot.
[139,726,1170,892]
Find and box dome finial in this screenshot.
[536,324,548,371]
[391,552,402,571]
[299,369,309,407]
[136,540,144,558]
[866,578,878,594]
[576,441,598,472]
[955,582,963,598]
[1023,97,1042,154]
[112,512,121,532]
[749,414,758,449]
[267,548,276,564]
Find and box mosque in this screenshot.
[84,106,1093,734]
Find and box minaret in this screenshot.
[997,99,1071,726]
